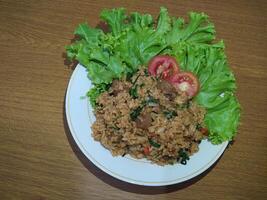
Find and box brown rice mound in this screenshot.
[92,68,206,165]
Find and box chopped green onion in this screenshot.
[129,85,138,99]
[149,139,161,148]
[130,106,143,121]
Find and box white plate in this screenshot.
[65,64,228,186]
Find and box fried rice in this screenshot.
[92,68,207,165]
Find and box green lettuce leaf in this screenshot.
[156,7,171,35]
[205,96,240,144]
[86,83,110,108]
[74,23,104,43]
[171,41,240,143]
[100,8,128,37]
[130,12,154,31]
[166,12,215,44]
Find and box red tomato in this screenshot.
[143,146,150,155]
[169,72,200,97]
[148,55,179,80]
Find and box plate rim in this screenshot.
[65,64,229,186]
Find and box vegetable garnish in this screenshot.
[169,72,200,97]
[130,95,159,120]
[129,73,141,99]
[163,110,178,119]
[149,55,200,97]
[130,106,143,121]
[178,149,190,165]
[66,7,240,144]
[148,55,180,80]
[129,85,138,99]
[149,139,161,148]
[143,146,151,155]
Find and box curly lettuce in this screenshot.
[65,7,240,144]
[171,42,240,143]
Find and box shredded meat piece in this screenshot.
[135,112,152,129]
[157,80,177,100]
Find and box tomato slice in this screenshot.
[169,72,200,97]
[148,55,179,80]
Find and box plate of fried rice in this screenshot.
[65,64,228,186]
[65,7,240,186]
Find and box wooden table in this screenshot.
[0,0,266,199]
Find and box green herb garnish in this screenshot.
[149,139,161,148]
[129,74,141,99]
[129,85,138,99]
[130,95,158,120]
[86,83,111,107]
[163,110,178,119]
[130,106,143,121]
[178,149,190,165]
[177,101,191,109]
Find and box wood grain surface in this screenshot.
[0,0,266,199]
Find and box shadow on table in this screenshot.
[63,96,228,194]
